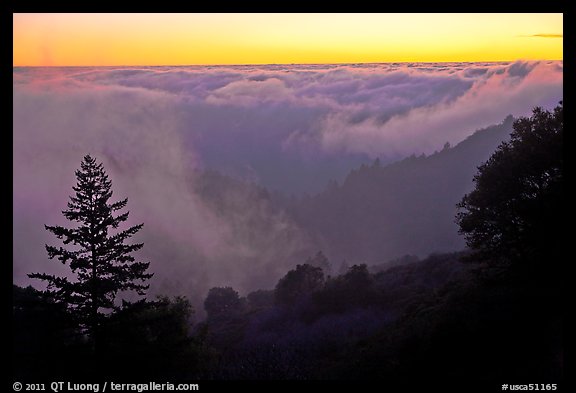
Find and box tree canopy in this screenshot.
[204,287,241,319]
[274,264,325,306]
[456,102,563,277]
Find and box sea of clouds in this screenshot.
[13,61,563,307]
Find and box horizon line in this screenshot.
[12,58,564,68]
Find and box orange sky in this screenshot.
[13,13,563,66]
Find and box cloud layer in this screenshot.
[14,61,562,194]
[13,61,563,306]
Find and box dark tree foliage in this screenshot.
[13,285,210,379]
[204,287,241,319]
[312,264,377,316]
[274,264,325,306]
[306,251,331,273]
[100,296,210,378]
[28,155,153,343]
[456,103,563,276]
[13,285,78,378]
[246,289,275,310]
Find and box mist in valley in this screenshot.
[13,61,562,300]
[13,61,563,382]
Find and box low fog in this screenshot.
[13,61,563,308]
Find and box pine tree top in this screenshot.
[28,155,153,334]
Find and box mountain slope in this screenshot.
[287,115,515,264]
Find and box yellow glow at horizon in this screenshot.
[13,13,563,66]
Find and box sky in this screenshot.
[13,13,563,66]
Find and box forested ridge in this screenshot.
[13,105,563,383]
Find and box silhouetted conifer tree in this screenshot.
[29,155,153,350]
